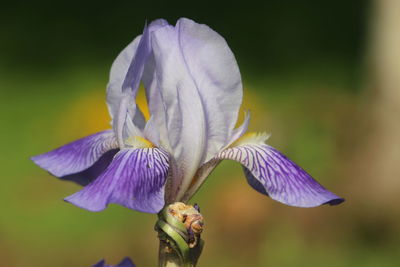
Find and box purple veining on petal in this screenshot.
[61,149,118,186]
[217,144,344,207]
[31,130,118,178]
[65,148,169,213]
[92,257,135,267]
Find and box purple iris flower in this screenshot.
[92,257,135,267]
[32,18,344,213]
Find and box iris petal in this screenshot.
[173,18,243,161]
[107,35,144,133]
[217,144,344,207]
[122,19,168,95]
[31,130,118,178]
[61,149,118,186]
[65,148,169,213]
[92,257,135,267]
[107,20,169,146]
[149,18,243,200]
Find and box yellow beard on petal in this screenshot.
[230,132,271,147]
[125,136,155,149]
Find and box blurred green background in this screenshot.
[2,0,400,266]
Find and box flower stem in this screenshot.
[155,202,204,267]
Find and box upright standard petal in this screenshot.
[31,130,118,178]
[217,144,344,207]
[107,20,169,147]
[65,148,169,213]
[149,18,243,200]
[175,18,243,160]
[150,23,207,200]
[107,35,144,132]
[122,19,169,95]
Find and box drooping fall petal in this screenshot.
[31,130,118,178]
[65,148,169,213]
[61,149,118,186]
[217,144,344,207]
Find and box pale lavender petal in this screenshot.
[175,18,243,160]
[65,148,169,213]
[108,33,144,146]
[149,18,243,200]
[31,130,118,177]
[150,23,207,200]
[122,19,168,94]
[141,52,168,149]
[92,257,135,267]
[107,20,168,146]
[217,144,344,207]
[107,35,144,132]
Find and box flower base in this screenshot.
[155,202,204,267]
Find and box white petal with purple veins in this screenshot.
[217,144,344,207]
[31,130,118,177]
[65,148,169,213]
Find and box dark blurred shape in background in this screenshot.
[0,1,367,76]
[2,1,400,267]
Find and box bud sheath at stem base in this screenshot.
[155,202,204,267]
